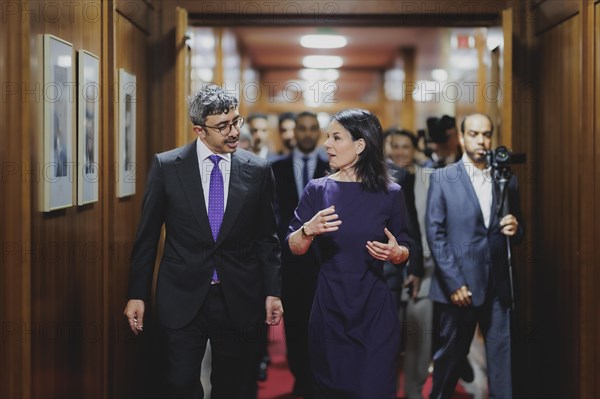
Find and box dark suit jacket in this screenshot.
[426,160,524,306]
[270,154,329,250]
[388,161,424,278]
[128,142,281,329]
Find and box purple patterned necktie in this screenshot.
[208,155,224,283]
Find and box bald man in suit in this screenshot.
[427,113,524,399]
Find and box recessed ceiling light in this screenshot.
[300,34,347,49]
[431,69,448,81]
[300,68,340,81]
[302,56,343,69]
[449,54,478,70]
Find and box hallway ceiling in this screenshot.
[185,0,502,106]
[232,26,455,103]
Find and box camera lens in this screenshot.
[495,146,510,163]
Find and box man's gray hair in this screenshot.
[188,84,239,126]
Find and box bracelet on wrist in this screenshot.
[301,223,315,240]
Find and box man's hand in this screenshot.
[403,274,421,300]
[500,214,519,236]
[450,286,472,307]
[124,299,145,335]
[265,296,283,326]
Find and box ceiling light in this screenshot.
[299,68,340,81]
[302,56,343,69]
[300,34,347,49]
[486,30,503,51]
[449,54,478,70]
[431,69,448,81]
[385,68,405,81]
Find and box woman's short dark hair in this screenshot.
[331,109,393,192]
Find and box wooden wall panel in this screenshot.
[534,10,595,398]
[529,1,600,397]
[534,0,579,34]
[595,4,600,398]
[578,1,597,397]
[26,1,105,398]
[0,1,158,398]
[0,4,32,398]
[107,8,156,399]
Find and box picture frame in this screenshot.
[116,68,136,198]
[77,50,100,205]
[42,34,74,212]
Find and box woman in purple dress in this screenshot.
[287,109,413,398]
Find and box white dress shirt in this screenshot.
[196,138,231,211]
[462,152,493,228]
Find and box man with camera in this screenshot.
[426,113,524,399]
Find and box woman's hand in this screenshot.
[366,227,409,264]
[302,205,342,237]
[289,205,342,255]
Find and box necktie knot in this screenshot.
[209,154,221,166]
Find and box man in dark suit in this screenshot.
[124,84,283,399]
[270,111,328,398]
[426,113,524,399]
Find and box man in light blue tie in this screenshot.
[124,84,283,399]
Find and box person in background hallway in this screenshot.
[425,115,462,169]
[424,115,474,384]
[271,111,329,398]
[278,112,297,155]
[382,128,424,396]
[124,84,283,399]
[238,128,253,151]
[387,129,434,399]
[248,112,278,161]
[426,113,524,399]
[287,109,413,398]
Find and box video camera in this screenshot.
[485,146,526,172]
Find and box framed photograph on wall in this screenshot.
[43,34,74,212]
[116,69,136,198]
[77,50,100,205]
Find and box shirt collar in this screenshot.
[462,152,490,180]
[293,147,317,161]
[196,138,231,163]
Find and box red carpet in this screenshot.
[258,322,472,399]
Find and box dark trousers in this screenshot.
[430,296,512,399]
[161,285,263,399]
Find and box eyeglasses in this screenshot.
[200,117,245,136]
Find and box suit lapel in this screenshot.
[216,151,252,244]
[457,160,486,227]
[174,142,213,240]
[283,158,300,202]
[314,157,329,179]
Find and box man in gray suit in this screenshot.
[124,84,283,399]
[427,113,524,399]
